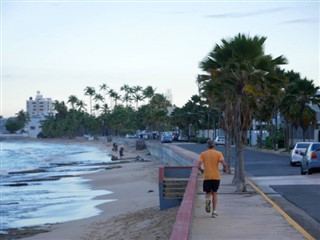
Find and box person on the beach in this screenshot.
[112,142,118,152]
[197,139,227,218]
[119,147,124,158]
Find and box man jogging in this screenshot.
[197,139,227,218]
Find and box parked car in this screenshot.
[178,134,188,142]
[161,132,173,143]
[214,136,225,145]
[125,133,138,138]
[300,142,320,175]
[290,142,312,166]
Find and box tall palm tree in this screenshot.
[146,93,172,131]
[108,89,116,109]
[132,93,144,109]
[101,103,110,115]
[76,100,87,112]
[53,100,68,119]
[120,84,133,107]
[109,89,121,107]
[93,103,100,116]
[99,83,109,102]
[200,33,287,192]
[132,85,144,109]
[67,95,79,109]
[84,86,96,115]
[113,92,122,106]
[94,93,104,104]
[143,86,156,103]
[281,76,320,142]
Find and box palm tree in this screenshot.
[67,95,79,109]
[131,85,144,109]
[143,86,156,103]
[94,93,104,103]
[146,93,172,131]
[76,100,87,112]
[132,93,144,109]
[200,33,287,192]
[93,103,100,116]
[113,92,122,107]
[84,86,96,115]
[281,76,320,142]
[120,84,133,107]
[108,89,121,108]
[100,103,110,115]
[99,83,109,102]
[53,100,68,119]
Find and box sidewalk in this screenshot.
[191,172,306,240]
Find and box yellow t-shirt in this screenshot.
[199,149,224,180]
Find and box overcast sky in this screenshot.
[1,0,319,117]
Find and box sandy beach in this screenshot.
[3,139,178,240]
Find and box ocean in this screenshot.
[0,140,113,232]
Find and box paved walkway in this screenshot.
[191,172,310,240]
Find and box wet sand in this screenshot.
[2,139,178,240]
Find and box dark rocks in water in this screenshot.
[4,183,28,187]
[16,175,76,183]
[0,227,49,239]
[8,169,47,174]
[110,157,150,163]
[51,162,82,167]
[0,201,19,205]
[111,155,119,160]
[105,165,122,170]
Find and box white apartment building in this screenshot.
[26,91,53,117]
[25,91,54,138]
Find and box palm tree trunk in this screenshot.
[233,97,247,192]
[225,131,232,174]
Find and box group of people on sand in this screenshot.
[112,142,124,159]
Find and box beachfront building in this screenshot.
[26,91,53,117]
[25,91,55,138]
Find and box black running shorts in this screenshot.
[203,180,220,193]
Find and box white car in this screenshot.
[214,136,225,146]
[300,142,320,174]
[290,142,312,166]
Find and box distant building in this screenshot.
[26,91,53,117]
[25,91,55,138]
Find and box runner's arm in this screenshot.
[221,159,227,173]
[197,160,204,174]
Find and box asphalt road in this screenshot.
[177,143,320,238]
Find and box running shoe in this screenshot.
[212,210,218,218]
[205,199,211,213]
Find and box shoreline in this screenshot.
[1,138,178,240]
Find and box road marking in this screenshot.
[247,179,315,240]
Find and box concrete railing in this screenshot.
[146,141,194,166]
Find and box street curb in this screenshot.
[246,178,315,240]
